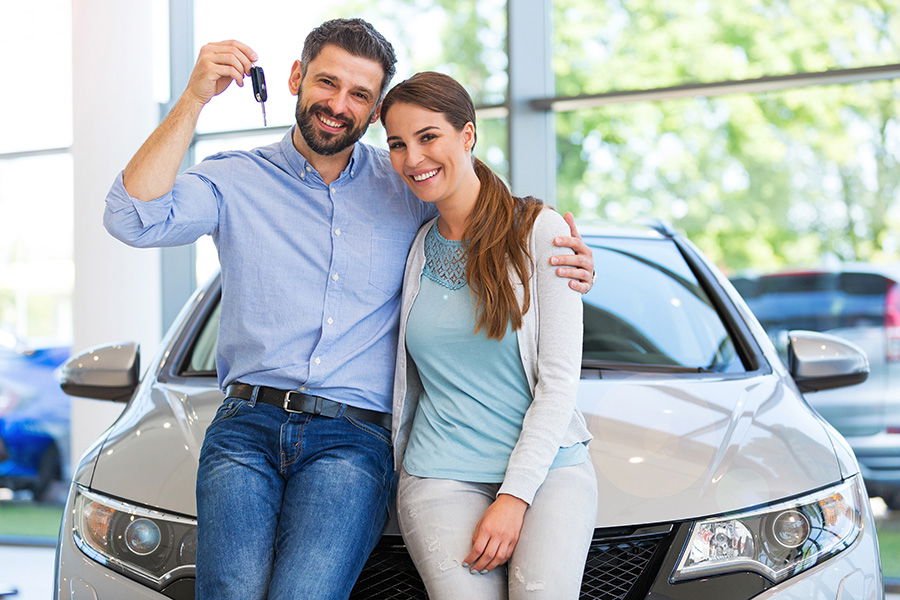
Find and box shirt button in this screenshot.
[314,357,321,365]
[332,273,340,281]
[330,186,336,193]
[334,228,342,236]
[300,386,307,392]
[305,166,311,171]
[327,317,334,325]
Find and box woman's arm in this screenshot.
[464,209,585,572]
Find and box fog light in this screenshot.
[770,510,810,548]
[124,518,161,555]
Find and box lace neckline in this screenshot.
[423,222,467,290]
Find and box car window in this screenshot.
[583,237,745,373]
[181,301,220,376]
[740,272,891,331]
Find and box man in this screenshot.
[104,18,594,600]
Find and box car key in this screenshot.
[250,65,267,126]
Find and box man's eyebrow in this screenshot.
[314,70,375,97]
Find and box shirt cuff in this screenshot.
[107,171,176,229]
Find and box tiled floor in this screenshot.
[0,545,54,599]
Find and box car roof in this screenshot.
[749,262,900,282]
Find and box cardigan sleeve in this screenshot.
[498,209,585,503]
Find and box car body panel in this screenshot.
[57,226,883,598]
[732,265,900,503]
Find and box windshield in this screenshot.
[582,237,745,373]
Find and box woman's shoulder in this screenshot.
[530,207,570,247]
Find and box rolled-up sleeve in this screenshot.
[103,169,221,248]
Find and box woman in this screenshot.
[382,71,597,600]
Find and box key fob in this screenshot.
[250,66,267,102]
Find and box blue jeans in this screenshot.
[195,396,394,600]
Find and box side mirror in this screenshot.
[58,342,140,402]
[787,330,868,393]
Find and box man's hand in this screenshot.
[463,494,528,573]
[185,40,258,106]
[551,212,595,294]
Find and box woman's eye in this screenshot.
[388,142,404,150]
[421,133,437,142]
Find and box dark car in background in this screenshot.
[0,333,71,500]
[733,264,900,509]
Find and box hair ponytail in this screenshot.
[464,158,543,339]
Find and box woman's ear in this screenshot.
[463,121,476,152]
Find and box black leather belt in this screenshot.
[225,383,391,431]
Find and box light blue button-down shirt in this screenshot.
[104,129,436,412]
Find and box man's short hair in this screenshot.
[301,18,397,99]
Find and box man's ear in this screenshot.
[288,60,304,95]
[370,101,383,124]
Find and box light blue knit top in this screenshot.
[402,223,587,482]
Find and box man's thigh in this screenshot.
[195,399,285,600]
[267,414,394,600]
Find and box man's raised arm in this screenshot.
[123,40,257,201]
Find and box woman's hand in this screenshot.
[463,494,528,573]
[550,212,595,294]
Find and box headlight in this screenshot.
[72,486,197,589]
[672,476,864,583]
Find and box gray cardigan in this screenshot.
[391,208,592,504]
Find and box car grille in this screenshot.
[349,528,672,600]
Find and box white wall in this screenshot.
[71,0,163,467]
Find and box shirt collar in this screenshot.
[280,126,365,183]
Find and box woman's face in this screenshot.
[384,102,476,205]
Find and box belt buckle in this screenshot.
[282,390,306,414]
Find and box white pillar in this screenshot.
[71,0,162,467]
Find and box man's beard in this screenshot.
[295,94,372,156]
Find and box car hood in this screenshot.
[89,372,844,529]
[578,372,842,526]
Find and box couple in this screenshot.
[104,18,596,600]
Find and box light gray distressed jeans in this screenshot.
[397,459,597,599]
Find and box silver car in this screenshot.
[733,264,900,510]
[55,223,883,599]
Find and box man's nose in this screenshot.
[326,91,350,118]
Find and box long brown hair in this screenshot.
[381,71,544,339]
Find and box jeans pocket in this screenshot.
[343,415,392,447]
[209,397,250,427]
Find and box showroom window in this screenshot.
[187,0,509,284]
[0,0,74,540]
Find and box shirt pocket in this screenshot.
[369,230,413,296]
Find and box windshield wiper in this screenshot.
[581,360,710,374]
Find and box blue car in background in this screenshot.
[0,337,70,501]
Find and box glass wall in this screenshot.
[189,0,509,284]
[555,79,900,271]
[0,0,73,540]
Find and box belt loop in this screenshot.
[314,396,323,415]
[249,385,259,407]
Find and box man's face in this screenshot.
[291,44,385,156]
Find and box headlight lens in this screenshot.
[73,486,197,589]
[672,476,864,583]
